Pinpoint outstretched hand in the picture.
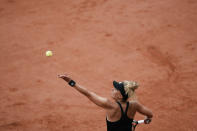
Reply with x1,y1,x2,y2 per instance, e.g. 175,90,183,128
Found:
58,74,72,82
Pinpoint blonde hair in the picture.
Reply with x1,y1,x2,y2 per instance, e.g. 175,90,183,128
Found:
123,81,139,101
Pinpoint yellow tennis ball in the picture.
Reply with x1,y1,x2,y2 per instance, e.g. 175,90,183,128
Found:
46,50,53,57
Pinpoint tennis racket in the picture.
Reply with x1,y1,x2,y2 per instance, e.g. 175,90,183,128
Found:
132,119,151,131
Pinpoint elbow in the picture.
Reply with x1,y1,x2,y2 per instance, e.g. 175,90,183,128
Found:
148,112,153,118
149,114,153,118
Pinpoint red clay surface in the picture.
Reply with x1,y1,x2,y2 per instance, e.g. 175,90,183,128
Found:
0,0,197,131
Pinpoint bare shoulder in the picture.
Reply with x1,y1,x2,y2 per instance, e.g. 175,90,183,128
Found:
129,101,138,105
128,101,140,109
107,99,118,108
105,100,120,112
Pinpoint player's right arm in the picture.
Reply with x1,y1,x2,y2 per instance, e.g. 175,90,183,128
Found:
135,102,153,123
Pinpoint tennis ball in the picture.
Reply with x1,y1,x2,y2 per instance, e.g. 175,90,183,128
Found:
46,50,53,57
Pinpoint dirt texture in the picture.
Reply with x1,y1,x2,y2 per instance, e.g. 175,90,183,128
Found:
0,0,197,131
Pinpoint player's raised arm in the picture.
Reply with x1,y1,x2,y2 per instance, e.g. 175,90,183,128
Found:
58,74,113,109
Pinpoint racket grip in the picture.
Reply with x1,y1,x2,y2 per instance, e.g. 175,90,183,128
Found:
138,120,144,124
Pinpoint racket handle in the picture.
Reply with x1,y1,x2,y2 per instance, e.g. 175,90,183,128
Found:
144,118,151,124
138,120,144,124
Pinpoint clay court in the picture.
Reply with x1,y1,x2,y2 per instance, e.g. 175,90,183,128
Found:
0,0,197,131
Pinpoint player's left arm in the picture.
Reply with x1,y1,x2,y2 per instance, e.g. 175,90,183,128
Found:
58,74,113,109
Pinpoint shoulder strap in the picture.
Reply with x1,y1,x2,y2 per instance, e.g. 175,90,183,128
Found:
125,102,129,114
117,102,124,116
117,102,130,115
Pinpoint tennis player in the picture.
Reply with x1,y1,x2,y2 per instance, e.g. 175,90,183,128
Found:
58,74,153,131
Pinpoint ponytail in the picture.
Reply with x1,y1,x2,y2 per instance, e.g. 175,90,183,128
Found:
123,81,139,101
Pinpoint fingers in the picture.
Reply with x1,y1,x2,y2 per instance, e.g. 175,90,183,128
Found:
58,75,63,78
58,74,69,78
58,75,64,78
58,74,72,82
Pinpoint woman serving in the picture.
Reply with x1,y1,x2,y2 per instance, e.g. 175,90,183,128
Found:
58,74,153,131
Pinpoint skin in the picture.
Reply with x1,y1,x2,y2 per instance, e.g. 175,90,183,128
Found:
58,74,153,124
